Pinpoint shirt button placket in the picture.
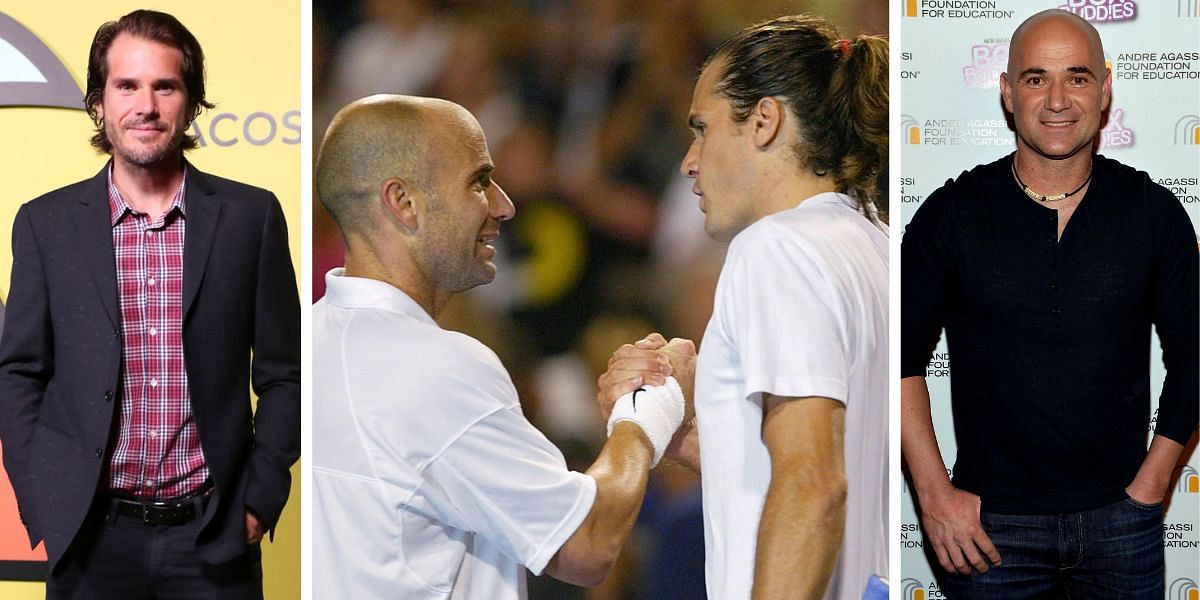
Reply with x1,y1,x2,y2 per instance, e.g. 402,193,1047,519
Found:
1049,253,1059,311
1047,215,1065,367
145,223,158,498
1049,266,1060,317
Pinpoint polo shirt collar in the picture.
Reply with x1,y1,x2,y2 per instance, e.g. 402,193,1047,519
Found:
323,267,437,325
796,191,861,212
795,191,883,225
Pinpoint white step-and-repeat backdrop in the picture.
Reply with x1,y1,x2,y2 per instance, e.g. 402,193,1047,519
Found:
899,1,1199,598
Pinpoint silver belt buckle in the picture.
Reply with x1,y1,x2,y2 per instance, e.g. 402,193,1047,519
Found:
144,500,167,524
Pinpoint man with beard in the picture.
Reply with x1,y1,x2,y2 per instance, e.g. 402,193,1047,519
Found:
0,10,299,599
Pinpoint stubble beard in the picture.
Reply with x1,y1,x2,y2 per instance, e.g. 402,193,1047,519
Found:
419,198,496,294
106,118,186,168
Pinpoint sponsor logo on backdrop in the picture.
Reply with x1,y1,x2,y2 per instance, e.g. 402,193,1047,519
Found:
1163,469,1198,549
903,578,948,599
1179,466,1199,494
903,0,1015,19
901,521,922,548
963,40,1008,88
1114,51,1200,81
927,352,952,377
903,115,922,144
0,11,83,110
904,113,1013,147
190,110,301,147
1099,108,1134,149
961,45,1199,87
1175,115,1200,145
901,51,921,79
1059,0,1137,23
1156,175,1199,204
1169,578,1198,600
1163,521,1197,549
901,177,924,204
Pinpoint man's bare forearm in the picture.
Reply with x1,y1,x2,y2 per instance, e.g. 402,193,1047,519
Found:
545,422,653,587
1127,435,1186,504
753,395,846,598
901,375,1001,574
663,423,701,474
752,469,846,599
901,376,953,501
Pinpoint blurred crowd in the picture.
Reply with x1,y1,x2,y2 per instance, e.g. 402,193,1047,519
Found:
312,1,886,597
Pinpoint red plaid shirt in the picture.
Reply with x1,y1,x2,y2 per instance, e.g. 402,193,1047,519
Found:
105,167,210,499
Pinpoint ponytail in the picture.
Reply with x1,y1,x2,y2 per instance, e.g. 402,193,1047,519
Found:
708,15,889,223
831,35,889,223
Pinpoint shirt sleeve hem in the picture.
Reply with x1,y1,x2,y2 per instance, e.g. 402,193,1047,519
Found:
745,375,848,405
1153,419,1198,447
524,471,598,575
900,357,930,379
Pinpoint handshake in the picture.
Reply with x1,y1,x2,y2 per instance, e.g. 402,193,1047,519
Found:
597,333,700,470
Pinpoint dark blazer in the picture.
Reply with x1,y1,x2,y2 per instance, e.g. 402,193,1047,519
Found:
0,163,300,571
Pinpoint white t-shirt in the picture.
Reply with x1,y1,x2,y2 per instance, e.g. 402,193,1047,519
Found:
313,269,597,600
695,192,889,599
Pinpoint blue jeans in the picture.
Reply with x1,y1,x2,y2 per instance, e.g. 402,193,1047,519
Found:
940,496,1164,599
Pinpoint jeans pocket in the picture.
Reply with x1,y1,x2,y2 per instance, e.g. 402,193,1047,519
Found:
1123,495,1164,511
978,510,994,530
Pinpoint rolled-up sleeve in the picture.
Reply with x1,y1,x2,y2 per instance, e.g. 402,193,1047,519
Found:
1146,182,1199,445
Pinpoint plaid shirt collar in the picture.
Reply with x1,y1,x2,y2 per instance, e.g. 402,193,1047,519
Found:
107,162,189,227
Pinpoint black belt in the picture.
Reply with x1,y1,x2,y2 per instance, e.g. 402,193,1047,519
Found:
106,494,209,526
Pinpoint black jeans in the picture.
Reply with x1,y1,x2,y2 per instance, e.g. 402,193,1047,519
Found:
940,496,1164,599
46,498,262,600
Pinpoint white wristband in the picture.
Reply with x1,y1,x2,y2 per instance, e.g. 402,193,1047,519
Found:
606,377,686,467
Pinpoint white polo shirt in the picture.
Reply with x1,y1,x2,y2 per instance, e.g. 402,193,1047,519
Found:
695,192,889,599
313,269,596,599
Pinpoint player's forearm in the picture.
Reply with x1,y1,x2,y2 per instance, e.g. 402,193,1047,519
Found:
546,422,652,587
663,423,701,474
901,376,954,502
1127,435,1186,502
752,471,846,599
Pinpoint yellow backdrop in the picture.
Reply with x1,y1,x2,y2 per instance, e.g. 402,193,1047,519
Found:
0,2,300,598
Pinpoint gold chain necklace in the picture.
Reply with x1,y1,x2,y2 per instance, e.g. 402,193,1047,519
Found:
1011,160,1092,203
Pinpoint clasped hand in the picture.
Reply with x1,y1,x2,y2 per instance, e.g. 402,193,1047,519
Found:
596,333,698,468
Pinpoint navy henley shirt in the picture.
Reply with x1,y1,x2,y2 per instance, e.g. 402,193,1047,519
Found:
901,153,1199,514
